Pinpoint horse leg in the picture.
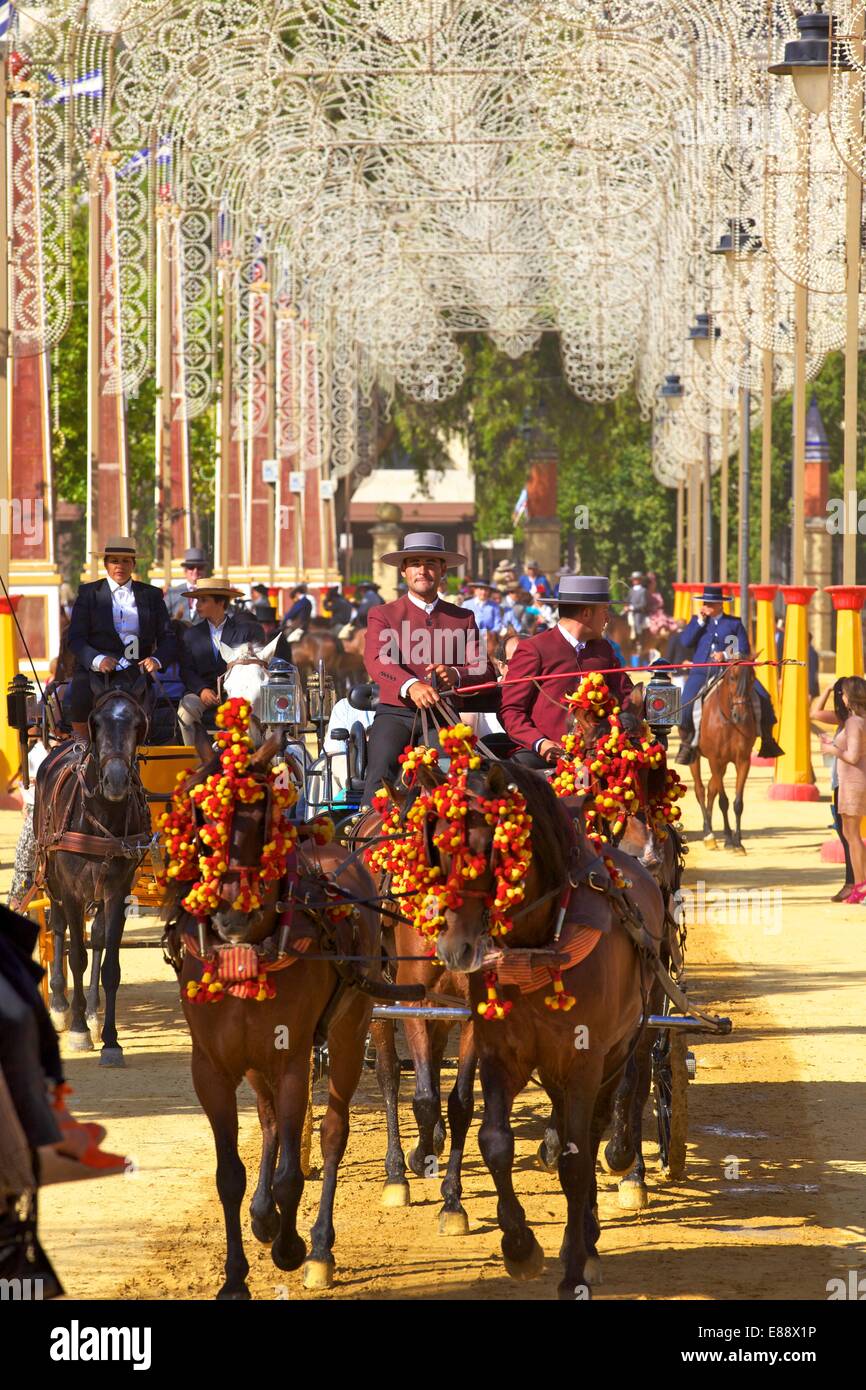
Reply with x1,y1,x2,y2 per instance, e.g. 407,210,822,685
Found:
478,1056,542,1278
705,762,726,852
65,897,92,1051
371,1017,409,1207
559,1060,605,1301
304,999,369,1290
404,1015,442,1179
248,1078,280,1244
617,983,662,1213
536,1101,563,1172
48,898,70,1032
601,1052,637,1178
732,757,749,853
438,1021,477,1235
691,762,715,846
718,778,734,848
191,1046,249,1299
269,1055,312,1276
98,885,127,1066
86,906,105,1045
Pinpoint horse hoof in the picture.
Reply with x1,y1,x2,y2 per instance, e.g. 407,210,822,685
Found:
600,1141,635,1177
302,1257,335,1291
99,1047,125,1068
438,1206,469,1236
381,1181,411,1209
618,1179,649,1212
584,1255,603,1286
216,1285,251,1301
87,1013,101,1046
49,1006,70,1033
503,1232,544,1281
703,836,718,850
271,1234,306,1272
251,1209,281,1244
731,844,747,856
407,1147,433,1178
66,1030,93,1053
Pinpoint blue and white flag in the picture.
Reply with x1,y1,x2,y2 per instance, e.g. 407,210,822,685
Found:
44,69,104,104
118,135,171,178
0,3,16,41
512,487,528,527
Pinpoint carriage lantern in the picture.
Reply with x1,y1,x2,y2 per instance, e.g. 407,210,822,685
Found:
251,658,307,731
644,670,681,732
6,674,37,789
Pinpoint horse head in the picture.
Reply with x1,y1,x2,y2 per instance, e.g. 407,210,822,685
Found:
218,633,284,744
88,675,150,802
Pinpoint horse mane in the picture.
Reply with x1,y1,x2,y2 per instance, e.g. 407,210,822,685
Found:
497,760,573,888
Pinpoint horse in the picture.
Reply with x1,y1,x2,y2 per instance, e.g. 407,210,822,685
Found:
164,728,388,1298
690,661,757,853
37,677,153,1066
413,757,665,1297
349,804,477,1235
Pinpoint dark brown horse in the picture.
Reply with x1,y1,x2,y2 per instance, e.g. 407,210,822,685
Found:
691,662,756,853
39,680,153,1066
416,759,665,1297
165,734,384,1299
350,804,477,1235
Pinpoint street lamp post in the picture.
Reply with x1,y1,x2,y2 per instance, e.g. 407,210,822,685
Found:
688,313,720,581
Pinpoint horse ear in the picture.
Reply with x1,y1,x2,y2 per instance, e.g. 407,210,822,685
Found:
218,640,241,664
249,733,281,769
413,761,445,790
259,632,282,662
487,762,508,796
193,722,217,766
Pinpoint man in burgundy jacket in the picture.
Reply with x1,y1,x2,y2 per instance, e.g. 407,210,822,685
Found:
361,532,499,804
501,574,640,765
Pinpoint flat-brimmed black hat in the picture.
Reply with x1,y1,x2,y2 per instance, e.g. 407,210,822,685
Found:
380,531,466,568
554,575,611,605
692,585,731,606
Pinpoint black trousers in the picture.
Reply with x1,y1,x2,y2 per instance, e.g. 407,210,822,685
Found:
362,706,443,805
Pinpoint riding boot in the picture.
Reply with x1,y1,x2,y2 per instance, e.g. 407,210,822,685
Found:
675,725,697,766
757,699,784,758
71,721,90,743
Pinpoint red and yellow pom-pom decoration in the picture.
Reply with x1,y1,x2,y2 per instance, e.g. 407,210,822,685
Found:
159,696,302,919
365,724,533,971
550,673,682,848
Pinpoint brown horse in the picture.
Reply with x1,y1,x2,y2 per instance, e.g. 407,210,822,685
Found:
690,662,756,853
350,805,477,1235
417,759,665,1298
165,734,385,1299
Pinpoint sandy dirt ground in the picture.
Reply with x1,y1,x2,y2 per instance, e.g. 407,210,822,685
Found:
2,742,864,1301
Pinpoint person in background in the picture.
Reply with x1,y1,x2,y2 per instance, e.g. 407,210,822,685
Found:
355,582,385,622
774,617,785,661
177,579,264,746
248,584,273,624
820,676,866,898
808,631,820,700
502,581,530,634
321,584,354,629
283,583,312,635
518,557,552,601
812,681,855,902
165,547,209,622
463,579,502,631
604,613,631,668
624,570,648,640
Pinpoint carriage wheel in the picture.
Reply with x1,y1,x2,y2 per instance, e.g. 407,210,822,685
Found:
652,1026,689,1181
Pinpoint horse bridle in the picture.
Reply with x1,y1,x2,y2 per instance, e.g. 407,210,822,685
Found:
87,686,151,796
714,660,753,729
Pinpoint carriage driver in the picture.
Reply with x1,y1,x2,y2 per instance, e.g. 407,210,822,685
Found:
67,536,176,742
500,574,643,765
675,584,784,766
177,578,264,746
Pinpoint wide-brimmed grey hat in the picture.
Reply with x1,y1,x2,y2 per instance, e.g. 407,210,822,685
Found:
182,547,208,568
380,531,467,568
555,575,611,605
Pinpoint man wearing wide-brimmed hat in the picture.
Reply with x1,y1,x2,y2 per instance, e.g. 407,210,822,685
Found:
501,575,640,765
165,546,209,623
67,537,177,740
361,532,498,804
177,578,265,746
675,584,783,765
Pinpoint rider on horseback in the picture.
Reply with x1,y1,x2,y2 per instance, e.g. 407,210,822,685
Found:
675,585,783,766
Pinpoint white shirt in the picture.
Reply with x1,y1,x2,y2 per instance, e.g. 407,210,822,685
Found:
208,618,227,658
92,576,149,671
